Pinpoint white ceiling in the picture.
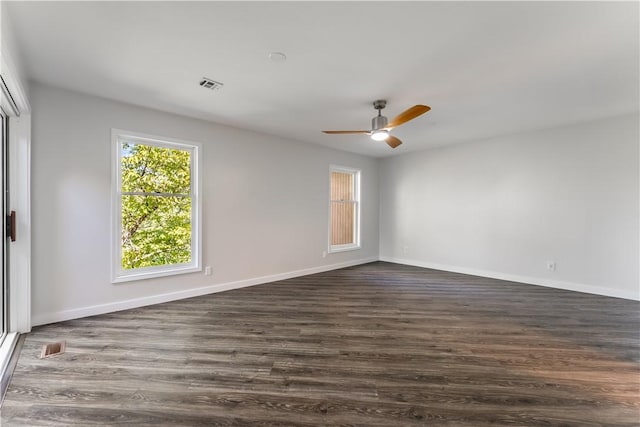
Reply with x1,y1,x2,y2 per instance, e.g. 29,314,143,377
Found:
6,1,639,157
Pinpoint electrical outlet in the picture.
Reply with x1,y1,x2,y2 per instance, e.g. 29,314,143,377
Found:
322,251,327,258
204,266,212,276
403,246,409,255
546,261,556,271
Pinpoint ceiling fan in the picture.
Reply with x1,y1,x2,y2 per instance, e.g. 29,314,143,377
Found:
322,100,431,148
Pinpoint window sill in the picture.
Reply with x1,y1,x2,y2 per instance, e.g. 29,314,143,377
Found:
328,244,361,254
112,265,201,284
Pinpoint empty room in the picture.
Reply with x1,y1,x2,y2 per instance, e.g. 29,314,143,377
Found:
0,1,638,426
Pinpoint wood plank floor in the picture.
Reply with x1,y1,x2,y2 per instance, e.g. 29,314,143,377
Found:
1,262,639,426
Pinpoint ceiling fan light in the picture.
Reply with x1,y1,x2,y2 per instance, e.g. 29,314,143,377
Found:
371,130,389,141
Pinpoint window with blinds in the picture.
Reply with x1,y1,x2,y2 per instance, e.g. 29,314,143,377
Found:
329,166,360,252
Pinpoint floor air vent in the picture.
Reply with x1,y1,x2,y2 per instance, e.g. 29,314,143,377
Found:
40,341,66,359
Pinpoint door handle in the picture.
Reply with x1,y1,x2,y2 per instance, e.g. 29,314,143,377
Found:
6,210,15,242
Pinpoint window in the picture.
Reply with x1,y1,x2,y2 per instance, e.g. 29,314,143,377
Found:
112,130,201,282
329,166,360,252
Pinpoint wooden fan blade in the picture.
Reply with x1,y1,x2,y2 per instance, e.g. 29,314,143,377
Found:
386,135,402,148
386,105,431,129
322,130,370,134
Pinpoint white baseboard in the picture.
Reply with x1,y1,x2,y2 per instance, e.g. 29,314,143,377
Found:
32,255,637,326
380,256,639,301
32,257,378,326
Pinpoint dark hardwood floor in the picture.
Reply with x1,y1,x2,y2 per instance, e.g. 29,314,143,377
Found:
1,262,639,426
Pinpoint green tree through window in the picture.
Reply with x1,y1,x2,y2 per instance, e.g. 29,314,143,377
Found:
120,142,192,269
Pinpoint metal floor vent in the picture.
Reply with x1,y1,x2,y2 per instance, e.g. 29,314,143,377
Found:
40,341,66,359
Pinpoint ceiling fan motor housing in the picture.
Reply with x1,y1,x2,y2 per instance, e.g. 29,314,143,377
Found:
372,99,388,130
372,115,388,131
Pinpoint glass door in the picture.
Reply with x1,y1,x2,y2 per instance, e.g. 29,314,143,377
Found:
0,108,7,340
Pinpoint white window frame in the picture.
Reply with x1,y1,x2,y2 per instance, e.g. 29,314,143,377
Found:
111,129,202,283
328,165,361,253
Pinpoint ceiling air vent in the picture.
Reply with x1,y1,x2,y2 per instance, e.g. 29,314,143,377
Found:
199,77,224,91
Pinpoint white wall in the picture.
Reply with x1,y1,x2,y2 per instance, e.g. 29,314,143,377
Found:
380,114,639,300
31,83,379,325
28,81,639,326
